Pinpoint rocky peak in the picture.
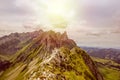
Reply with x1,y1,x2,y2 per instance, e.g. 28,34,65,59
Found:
34,30,76,51
0,30,75,55
61,31,68,40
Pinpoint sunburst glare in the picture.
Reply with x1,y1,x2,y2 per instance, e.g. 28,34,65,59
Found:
34,0,76,29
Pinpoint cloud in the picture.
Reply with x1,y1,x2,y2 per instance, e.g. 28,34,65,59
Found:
0,0,120,29
0,0,36,27
76,0,120,28
0,0,35,15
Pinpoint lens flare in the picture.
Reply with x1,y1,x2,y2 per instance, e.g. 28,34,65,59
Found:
35,0,75,28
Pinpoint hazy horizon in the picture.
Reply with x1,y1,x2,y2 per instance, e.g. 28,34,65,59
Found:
0,0,120,48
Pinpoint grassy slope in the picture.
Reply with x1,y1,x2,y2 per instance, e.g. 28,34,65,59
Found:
92,57,120,80
91,57,120,66
0,47,97,80
99,66,120,80
0,55,9,61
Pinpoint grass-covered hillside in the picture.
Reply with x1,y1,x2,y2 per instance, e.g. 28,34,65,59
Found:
92,57,120,80
0,47,102,80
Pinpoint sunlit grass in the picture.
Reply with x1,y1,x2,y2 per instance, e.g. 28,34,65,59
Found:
99,66,120,80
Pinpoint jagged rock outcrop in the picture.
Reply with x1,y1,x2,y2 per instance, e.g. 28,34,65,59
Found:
0,30,76,55
32,30,76,51
10,30,76,63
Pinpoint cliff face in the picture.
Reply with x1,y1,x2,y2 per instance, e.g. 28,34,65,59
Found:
31,30,76,51
0,30,103,80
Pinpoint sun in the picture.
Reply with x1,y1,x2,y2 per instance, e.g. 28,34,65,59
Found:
35,0,75,28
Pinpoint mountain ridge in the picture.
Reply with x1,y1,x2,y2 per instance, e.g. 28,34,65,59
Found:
0,30,103,80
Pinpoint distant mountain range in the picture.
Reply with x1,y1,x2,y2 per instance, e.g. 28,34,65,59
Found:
81,47,120,80
0,30,103,80
81,47,120,64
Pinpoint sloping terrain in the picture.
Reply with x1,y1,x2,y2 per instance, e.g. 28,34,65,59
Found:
0,30,103,80
0,30,43,55
81,47,120,80
92,57,120,80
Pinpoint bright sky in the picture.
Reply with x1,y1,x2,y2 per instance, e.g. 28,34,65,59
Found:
0,0,120,48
